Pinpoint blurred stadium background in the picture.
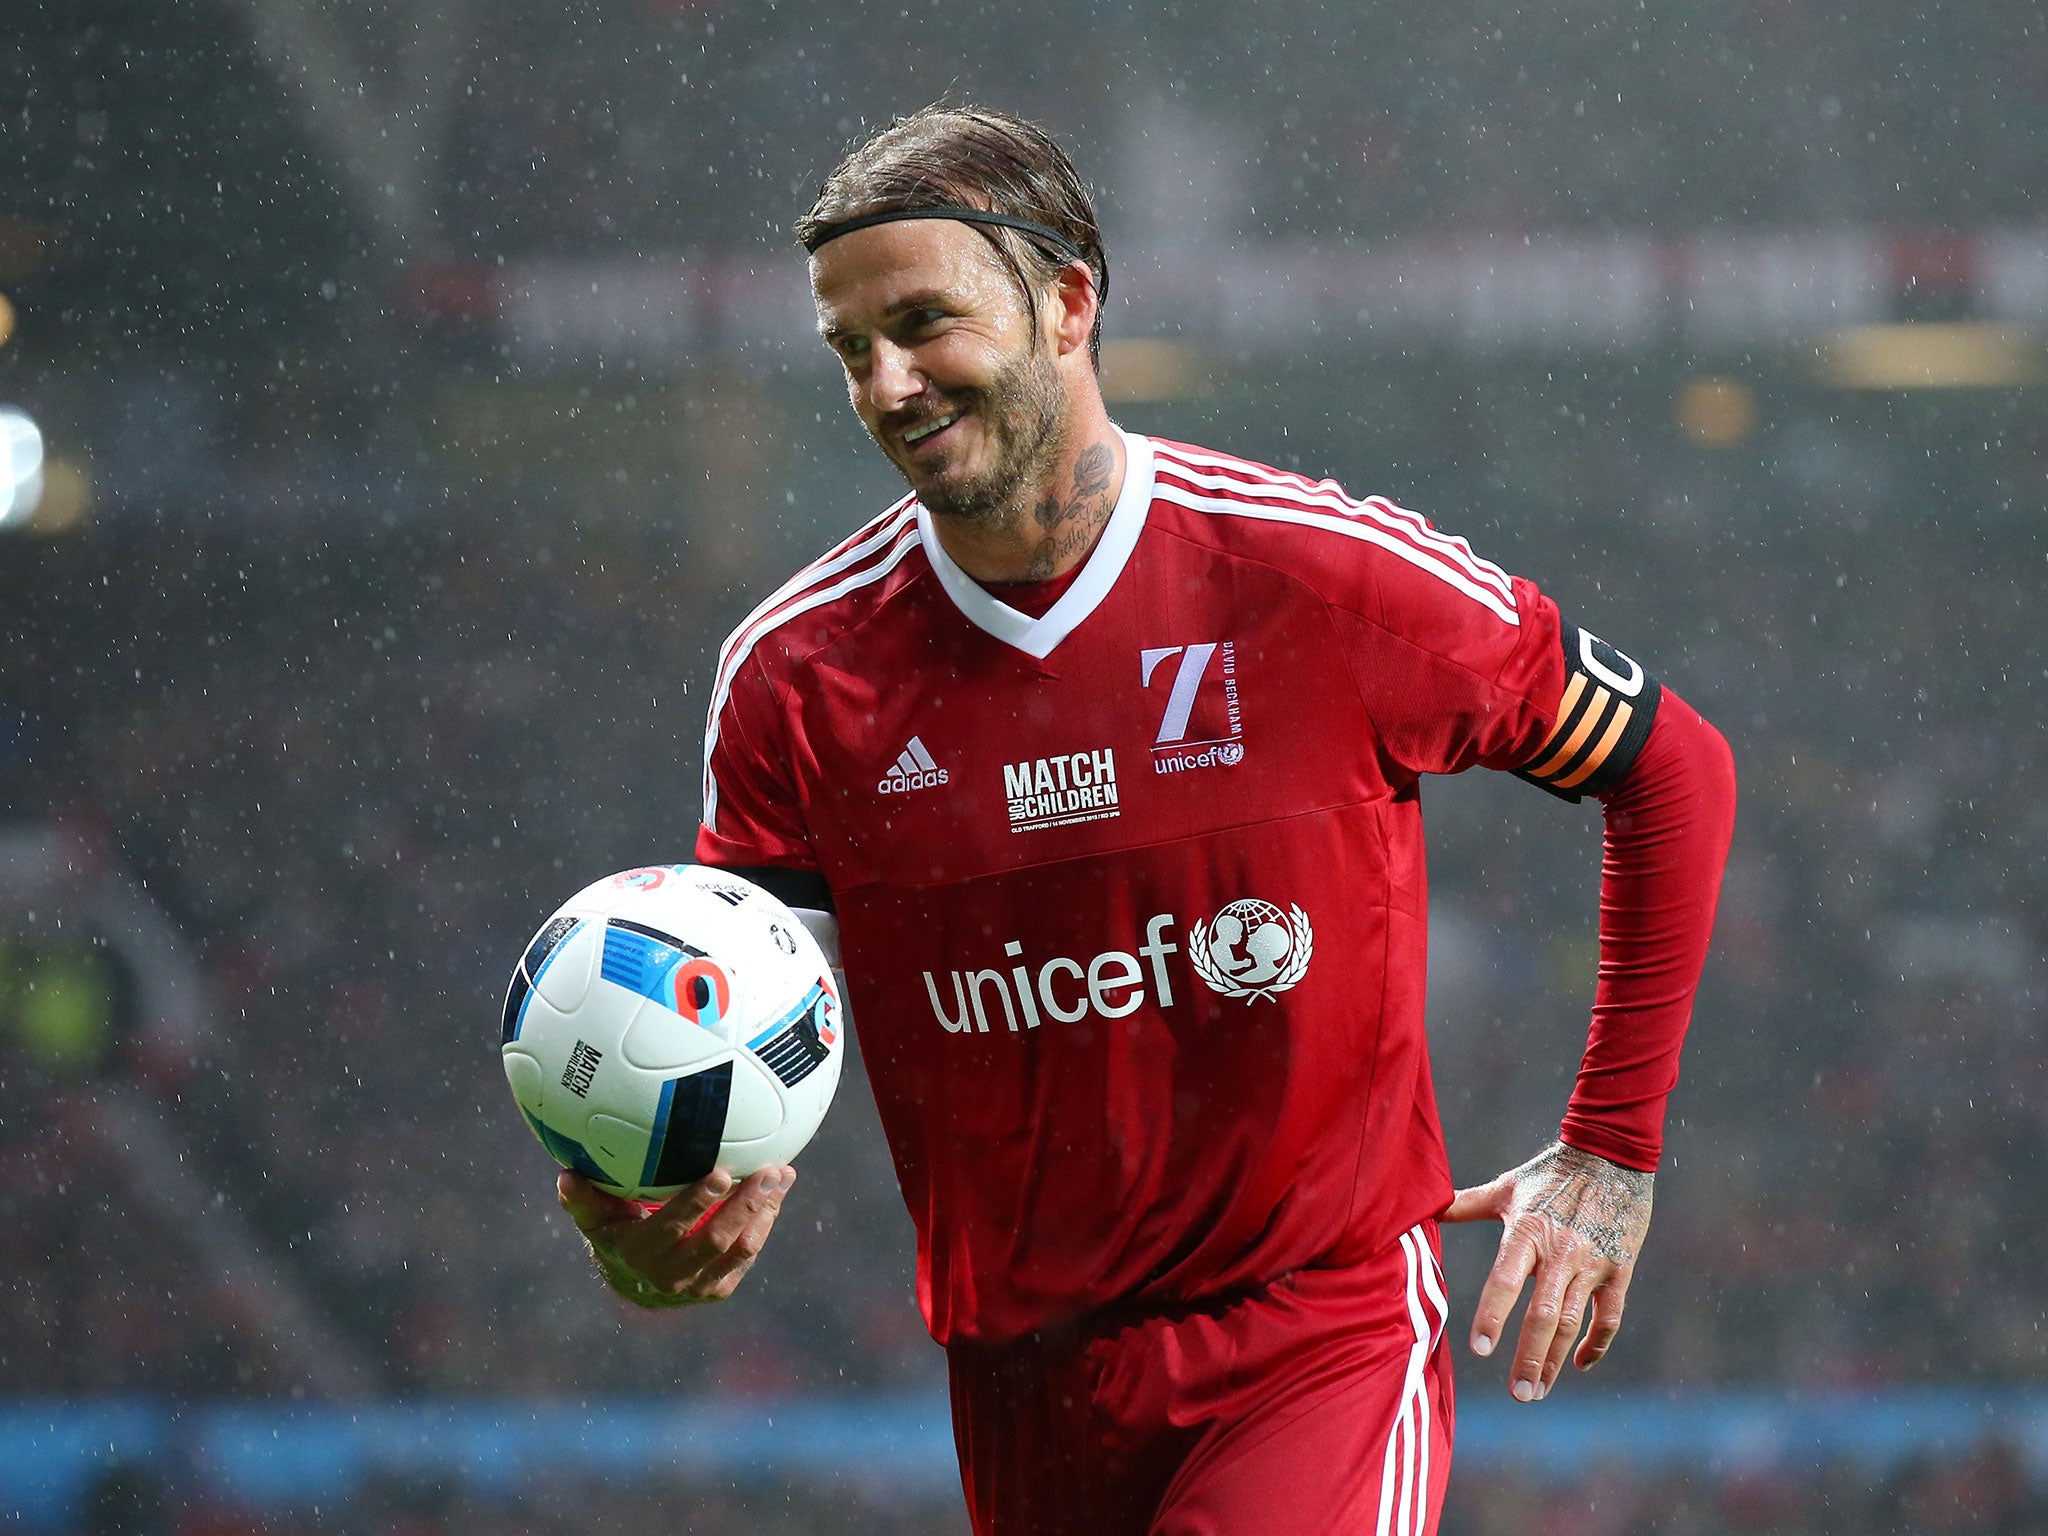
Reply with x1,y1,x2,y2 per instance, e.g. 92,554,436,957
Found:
3,0,2045,1530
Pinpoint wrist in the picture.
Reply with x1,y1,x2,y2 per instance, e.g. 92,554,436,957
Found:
1548,1139,1654,1190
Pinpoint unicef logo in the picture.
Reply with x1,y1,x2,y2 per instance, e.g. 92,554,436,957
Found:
1216,741,1245,766
1189,898,1314,1003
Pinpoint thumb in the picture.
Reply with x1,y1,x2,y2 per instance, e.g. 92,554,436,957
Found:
558,1170,641,1234
1439,1177,1508,1225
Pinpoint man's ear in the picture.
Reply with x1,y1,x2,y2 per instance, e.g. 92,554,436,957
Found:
1049,258,1098,359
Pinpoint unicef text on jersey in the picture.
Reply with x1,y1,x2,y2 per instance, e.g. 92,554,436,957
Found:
922,902,1315,1034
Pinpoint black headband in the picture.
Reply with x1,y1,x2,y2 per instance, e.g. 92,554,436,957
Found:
803,206,1093,279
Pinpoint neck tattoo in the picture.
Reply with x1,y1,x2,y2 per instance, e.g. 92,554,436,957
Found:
1021,441,1116,582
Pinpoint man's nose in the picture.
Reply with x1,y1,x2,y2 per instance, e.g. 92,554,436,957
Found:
867,339,924,413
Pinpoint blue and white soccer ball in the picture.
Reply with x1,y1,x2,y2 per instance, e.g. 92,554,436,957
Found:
500,864,842,1201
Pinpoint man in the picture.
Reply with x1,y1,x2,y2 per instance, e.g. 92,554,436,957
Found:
559,106,1736,1534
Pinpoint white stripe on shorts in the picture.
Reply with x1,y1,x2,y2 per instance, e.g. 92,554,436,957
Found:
1377,1225,1449,1536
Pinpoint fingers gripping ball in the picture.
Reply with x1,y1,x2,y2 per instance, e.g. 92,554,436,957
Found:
500,865,842,1199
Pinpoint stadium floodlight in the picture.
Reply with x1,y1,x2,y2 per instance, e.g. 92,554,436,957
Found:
0,408,44,528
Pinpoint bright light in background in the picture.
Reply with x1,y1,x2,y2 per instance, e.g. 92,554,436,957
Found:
1677,376,1757,447
1823,323,2042,389
0,408,44,527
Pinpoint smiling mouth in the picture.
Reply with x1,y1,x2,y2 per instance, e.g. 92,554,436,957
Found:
901,411,962,449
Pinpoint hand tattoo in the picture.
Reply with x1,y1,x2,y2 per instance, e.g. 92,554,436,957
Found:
1518,1142,1654,1267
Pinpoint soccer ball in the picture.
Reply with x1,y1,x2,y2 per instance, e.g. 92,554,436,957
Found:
500,864,842,1200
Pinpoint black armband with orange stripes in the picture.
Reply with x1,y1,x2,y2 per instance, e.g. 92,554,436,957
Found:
1515,624,1663,802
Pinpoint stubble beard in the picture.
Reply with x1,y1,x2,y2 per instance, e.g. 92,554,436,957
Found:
894,342,1069,535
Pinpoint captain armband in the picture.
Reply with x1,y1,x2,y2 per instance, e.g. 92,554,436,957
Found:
1514,624,1663,802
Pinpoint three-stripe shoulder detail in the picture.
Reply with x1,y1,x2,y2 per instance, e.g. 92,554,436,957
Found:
709,495,919,688
1150,440,1518,626
702,498,922,830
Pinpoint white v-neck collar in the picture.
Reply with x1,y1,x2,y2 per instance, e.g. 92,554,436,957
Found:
917,427,1154,660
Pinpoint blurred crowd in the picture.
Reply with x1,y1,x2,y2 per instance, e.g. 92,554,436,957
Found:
432,0,2048,256
0,487,932,1402
18,0,2048,382
1,348,2040,1413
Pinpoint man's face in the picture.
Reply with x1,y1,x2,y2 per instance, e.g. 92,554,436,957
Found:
810,219,1068,527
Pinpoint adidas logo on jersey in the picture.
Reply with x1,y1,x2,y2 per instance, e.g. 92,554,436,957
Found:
878,736,950,795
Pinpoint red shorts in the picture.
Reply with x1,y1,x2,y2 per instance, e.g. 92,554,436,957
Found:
945,1222,1455,1536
